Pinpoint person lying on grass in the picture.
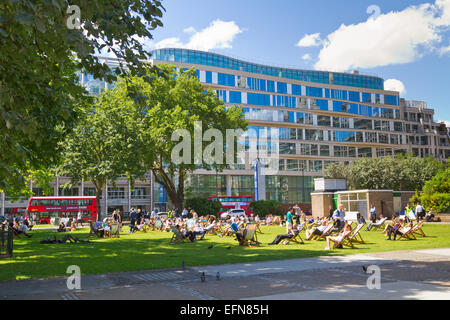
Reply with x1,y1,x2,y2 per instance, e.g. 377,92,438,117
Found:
40,234,91,244
324,221,352,250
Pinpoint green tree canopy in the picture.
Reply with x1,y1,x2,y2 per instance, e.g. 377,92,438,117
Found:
413,167,450,213
185,197,222,217
104,64,248,211
0,0,164,191
58,94,148,219
324,154,446,191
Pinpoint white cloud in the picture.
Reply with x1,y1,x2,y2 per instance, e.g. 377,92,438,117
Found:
154,37,184,49
384,79,407,96
183,26,196,34
435,0,450,26
440,45,450,55
313,1,450,71
301,54,312,61
296,33,322,47
154,20,243,52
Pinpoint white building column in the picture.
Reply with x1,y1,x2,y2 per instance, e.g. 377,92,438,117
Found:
81,179,84,197
226,175,232,197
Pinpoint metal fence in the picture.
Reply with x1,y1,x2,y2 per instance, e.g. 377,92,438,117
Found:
0,225,13,258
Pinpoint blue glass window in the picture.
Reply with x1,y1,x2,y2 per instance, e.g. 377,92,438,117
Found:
348,91,360,102
205,71,212,84
306,86,323,98
277,82,287,94
292,84,302,95
316,99,329,111
267,80,275,92
229,91,242,104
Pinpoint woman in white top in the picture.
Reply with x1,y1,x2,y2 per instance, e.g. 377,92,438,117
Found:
324,222,352,250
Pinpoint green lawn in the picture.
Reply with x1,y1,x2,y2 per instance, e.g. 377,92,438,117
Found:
1,224,449,282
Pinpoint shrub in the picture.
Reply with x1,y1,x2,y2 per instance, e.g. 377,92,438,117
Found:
249,200,283,218
185,197,222,216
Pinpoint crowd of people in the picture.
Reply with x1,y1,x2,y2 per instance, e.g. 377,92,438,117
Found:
1,200,435,250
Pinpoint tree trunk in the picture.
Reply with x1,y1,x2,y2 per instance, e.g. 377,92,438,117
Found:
153,169,185,214
96,189,103,222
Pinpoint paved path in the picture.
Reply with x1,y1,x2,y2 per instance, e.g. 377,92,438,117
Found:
1,248,449,300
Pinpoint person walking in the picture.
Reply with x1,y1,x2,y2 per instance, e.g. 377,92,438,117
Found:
415,202,425,221
369,204,377,223
285,208,294,234
332,204,346,232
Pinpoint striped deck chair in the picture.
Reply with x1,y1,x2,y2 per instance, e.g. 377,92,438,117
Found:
169,227,188,244
153,219,163,232
284,225,305,245
371,217,387,231
110,223,120,238
334,229,355,249
239,223,261,247
397,225,416,240
347,223,365,245
411,220,426,238
255,221,264,234
314,224,334,241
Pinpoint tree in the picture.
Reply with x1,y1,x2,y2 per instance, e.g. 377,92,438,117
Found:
104,65,248,212
412,167,450,213
324,154,446,191
58,93,147,220
249,200,283,218
0,0,164,191
185,197,222,216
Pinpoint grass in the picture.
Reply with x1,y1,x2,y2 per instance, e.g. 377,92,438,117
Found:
1,224,449,282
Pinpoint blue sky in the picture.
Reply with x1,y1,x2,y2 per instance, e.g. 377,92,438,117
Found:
147,0,450,122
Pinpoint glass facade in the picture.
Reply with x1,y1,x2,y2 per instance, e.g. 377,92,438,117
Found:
152,48,384,90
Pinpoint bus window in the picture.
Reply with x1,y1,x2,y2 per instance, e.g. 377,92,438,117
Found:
31,200,39,206
87,199,92,205
61,199,70,206
51,199,60,206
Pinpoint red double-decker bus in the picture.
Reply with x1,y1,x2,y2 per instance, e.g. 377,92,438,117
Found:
209,196,254,216
26,196,98,224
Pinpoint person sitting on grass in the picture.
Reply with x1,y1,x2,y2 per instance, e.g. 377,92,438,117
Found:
425,208,436,222
324,222,352,250
56,221,67,233
265,215,273,225
14,221,32,238
103,221,111,237
268,224,300,245
23,219,33,231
